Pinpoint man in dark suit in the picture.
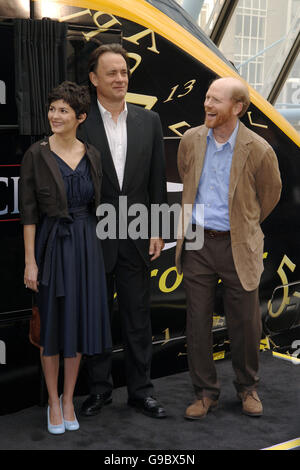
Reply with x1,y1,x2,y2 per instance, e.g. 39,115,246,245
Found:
78,44,167,419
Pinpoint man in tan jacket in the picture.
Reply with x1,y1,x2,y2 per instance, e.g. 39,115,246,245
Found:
176,77,282,419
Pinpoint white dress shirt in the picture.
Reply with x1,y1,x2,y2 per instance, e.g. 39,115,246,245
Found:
97,100,128,189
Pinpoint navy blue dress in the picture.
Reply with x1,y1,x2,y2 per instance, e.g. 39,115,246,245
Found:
36,152,111,357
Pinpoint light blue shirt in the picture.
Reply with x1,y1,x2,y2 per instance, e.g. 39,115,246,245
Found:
192,121,239,231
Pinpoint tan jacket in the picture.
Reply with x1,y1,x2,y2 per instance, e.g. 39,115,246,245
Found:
175,121,282,291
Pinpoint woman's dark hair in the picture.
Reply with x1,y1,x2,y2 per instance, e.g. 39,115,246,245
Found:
48,81,91,118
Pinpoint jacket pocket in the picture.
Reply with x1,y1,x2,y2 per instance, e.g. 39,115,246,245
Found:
247,228,264,252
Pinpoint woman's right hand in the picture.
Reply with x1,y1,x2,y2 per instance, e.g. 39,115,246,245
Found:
24,262,39,292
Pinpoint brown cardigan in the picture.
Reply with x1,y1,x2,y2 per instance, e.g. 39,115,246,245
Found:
19,137,102,225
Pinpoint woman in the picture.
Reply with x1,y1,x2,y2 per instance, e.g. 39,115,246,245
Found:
19,81,111,434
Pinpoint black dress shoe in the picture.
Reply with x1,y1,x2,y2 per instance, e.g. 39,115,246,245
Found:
128,396,167,419
80,393,112,417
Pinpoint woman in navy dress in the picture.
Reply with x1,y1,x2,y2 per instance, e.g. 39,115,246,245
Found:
20,82,111,434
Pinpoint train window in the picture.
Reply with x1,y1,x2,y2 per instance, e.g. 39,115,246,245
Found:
0,23,18,128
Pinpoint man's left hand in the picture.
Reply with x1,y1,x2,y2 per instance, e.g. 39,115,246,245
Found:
149,238,165,261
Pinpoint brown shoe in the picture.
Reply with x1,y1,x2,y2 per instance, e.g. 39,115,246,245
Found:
238,390,263,417
184,397,218,420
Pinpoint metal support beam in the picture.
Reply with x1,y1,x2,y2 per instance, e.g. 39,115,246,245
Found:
30,0,35,19
210,0,239,46
268,31,300,105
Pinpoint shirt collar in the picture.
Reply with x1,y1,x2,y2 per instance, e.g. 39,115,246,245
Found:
97,99,128,120
207,120,239,151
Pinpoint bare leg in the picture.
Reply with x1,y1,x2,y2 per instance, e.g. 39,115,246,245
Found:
62,353,82,421
40,347,62,425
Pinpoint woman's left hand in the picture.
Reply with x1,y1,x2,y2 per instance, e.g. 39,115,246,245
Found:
24,262,39,292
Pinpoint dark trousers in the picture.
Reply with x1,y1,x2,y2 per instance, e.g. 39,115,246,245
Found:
86,239,154,400
182,232,262,401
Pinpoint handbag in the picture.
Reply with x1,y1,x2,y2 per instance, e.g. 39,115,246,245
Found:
29,295,40,348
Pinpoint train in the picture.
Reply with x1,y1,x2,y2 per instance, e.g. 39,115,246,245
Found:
0,0,299,414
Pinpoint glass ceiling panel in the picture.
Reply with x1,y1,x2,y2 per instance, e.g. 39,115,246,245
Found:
175,0,226,33
175,0,300,134
275,51,300,133
218,0,300,98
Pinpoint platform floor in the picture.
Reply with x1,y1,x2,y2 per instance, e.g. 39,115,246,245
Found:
0,350,299,451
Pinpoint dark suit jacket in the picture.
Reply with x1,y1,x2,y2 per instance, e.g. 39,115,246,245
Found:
78,97,167,271
19,137,102,225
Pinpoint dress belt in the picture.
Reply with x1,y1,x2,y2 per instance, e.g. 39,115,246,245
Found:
191,224,230,239
204,228,230,239
68,204,92,218
36,205,91,295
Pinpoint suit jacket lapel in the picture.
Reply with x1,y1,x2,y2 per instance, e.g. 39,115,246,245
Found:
122,104,142,194
86,99,120,190
194,127,208,188
228,122,251,215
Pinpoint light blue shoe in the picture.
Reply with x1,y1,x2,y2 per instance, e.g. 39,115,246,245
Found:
60,395,80,431
47,405,65,435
